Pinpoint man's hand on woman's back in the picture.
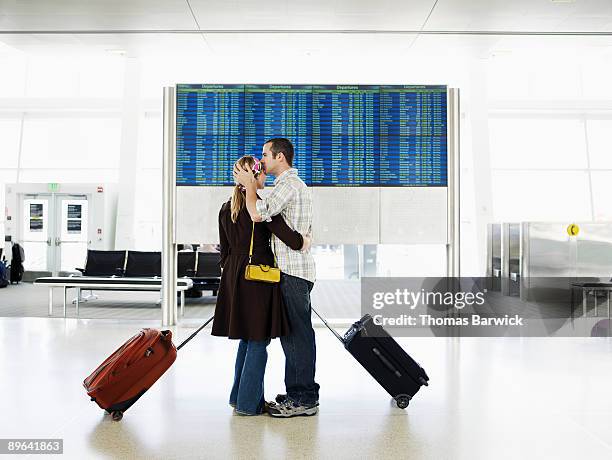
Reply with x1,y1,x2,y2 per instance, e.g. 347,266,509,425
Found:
301,234,312,252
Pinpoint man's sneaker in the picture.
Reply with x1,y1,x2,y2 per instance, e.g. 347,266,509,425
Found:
267,400,318,418
273,394,319,407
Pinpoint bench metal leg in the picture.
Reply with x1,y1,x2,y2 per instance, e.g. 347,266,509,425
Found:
181,291,185,317
72,289,98,304
63,286,67,318
48,287,53,316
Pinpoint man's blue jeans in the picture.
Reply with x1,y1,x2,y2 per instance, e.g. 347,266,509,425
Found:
280,273,320,406
230,338,271,415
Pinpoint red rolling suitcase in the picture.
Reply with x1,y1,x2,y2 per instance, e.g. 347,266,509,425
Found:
313,310,429,409
84,317,213,421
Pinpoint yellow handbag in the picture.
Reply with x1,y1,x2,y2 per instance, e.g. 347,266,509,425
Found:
244,222,281,283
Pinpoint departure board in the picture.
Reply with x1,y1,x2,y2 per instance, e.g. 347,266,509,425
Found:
176,84,447,186
312,85,379,186
244,85,312,185
176,84,244,186
380,86,447,186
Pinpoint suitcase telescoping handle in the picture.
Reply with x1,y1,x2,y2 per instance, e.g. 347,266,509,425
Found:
311,307,344,343
176,315,215,351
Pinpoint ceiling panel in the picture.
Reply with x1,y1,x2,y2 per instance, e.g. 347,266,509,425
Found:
426,0,612,32
185,0,430,30
1,0,611,32
0,0,436,31
0,0,611,60
189,0,434,30
0,0,195,30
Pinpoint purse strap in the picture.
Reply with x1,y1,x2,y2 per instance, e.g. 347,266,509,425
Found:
249,221,255,264
249,221,278,268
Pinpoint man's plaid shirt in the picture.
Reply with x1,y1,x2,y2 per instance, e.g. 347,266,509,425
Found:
256,168,316,283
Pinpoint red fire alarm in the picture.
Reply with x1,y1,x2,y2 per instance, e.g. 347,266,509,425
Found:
97,228,102,235
97,186,104,193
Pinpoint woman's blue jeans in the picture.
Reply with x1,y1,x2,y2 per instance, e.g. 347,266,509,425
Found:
230,338,271,415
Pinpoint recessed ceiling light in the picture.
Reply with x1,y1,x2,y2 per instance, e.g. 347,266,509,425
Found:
105,49,126,55
490,50,512,58
550,0,575,3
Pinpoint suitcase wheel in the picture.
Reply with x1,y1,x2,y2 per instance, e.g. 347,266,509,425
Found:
111,411,124,421
395,395,410,409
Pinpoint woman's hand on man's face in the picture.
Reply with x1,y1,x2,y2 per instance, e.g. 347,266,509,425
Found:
233,165,255,186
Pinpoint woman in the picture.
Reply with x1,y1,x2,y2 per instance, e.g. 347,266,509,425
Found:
212,155,309,416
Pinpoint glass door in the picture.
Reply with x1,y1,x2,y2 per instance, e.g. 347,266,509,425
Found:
21,196,52,272
19,194,91,276
55,196,89,274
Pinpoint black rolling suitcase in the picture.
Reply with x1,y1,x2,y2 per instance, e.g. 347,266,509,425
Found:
313,310,429,409
10,243,25,284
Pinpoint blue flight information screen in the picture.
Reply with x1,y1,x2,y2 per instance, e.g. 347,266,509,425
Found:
176,84,447,186
312,85,379,186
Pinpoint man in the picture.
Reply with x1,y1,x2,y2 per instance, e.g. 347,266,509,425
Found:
234,138,319,418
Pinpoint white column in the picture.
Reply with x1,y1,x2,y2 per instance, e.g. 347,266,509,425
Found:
447,88,461,278
114,57,141,249
162,87,177,327
468,64,494,276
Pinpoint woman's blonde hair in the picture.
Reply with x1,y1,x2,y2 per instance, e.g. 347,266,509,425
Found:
231,155,259,223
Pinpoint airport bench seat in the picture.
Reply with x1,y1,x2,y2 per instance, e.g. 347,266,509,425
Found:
34,276,193,318
75,250,220,295
33,249,221,317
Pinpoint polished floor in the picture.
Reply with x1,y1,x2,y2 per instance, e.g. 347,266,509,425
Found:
1,317,612,459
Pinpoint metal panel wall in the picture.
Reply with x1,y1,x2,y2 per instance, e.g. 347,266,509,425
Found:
312,188,380,245
176,186,449,245
486,223,501,291
490,222,612,302
176,187,233,244
380,187,448,244
576,224,612,279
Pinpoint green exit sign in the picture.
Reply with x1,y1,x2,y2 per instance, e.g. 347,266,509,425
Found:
48,183,60,192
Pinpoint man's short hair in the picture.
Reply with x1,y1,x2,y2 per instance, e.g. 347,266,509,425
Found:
265,138,294,167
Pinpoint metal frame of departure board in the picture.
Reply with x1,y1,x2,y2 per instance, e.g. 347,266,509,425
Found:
174,84,448,187
162,85,460,327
